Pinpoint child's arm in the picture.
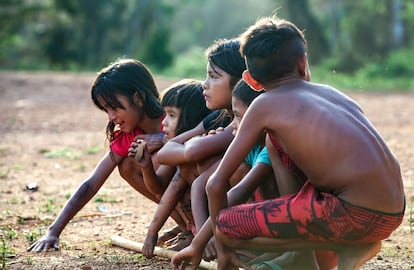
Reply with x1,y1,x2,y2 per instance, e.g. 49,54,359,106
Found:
28,151,121,252
227,162,273,205
171,215,214,270
143,172,188,258
172,163,272,267
191,161,219,232
183,126,234,163
156,122,205,165
157,124,234,166
206,112,263,234
133,133,167,154
191,158,251,232
129,141,175,197
265,135,303,195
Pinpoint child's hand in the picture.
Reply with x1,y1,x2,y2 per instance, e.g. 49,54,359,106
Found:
142,233,158,259
201,126,225,137
134,133,166,153
27,233,59,252
128,141,151,167
134,140,145,161
171,244,203,270
209,126,225,134
128,141,139,158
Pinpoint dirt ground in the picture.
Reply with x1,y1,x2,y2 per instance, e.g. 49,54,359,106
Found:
0,72,413,270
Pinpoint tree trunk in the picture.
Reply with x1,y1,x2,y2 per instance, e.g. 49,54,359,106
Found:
283,0,331,64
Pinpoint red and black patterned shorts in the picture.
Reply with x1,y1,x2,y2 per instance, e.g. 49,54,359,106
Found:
217,181,404,243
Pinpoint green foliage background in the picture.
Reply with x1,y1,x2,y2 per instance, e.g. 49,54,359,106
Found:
0,0,413,90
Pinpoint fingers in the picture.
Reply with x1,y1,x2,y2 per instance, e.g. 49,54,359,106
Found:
27,237,60,253
142,244,155,259
128,141,138,157
53,241,59,251
207,127,225,135
143,234,157,259
27,242,36,252
27,241,47,253
43,242,51,252
134,141,145,161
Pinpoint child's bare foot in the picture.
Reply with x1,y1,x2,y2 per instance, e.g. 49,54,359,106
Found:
338,241,381,270
166,230,194,251
157,225,181,244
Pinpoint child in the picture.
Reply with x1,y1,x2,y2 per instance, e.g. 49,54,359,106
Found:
171,82,337,269
133,38,247,257
129,79,211,197
129,79,211,255
27,58,187,252
155,38,246,166
203,16,405,270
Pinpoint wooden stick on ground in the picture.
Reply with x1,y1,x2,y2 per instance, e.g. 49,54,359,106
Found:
110,235,217,270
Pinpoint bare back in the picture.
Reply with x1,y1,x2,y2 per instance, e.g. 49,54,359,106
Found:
242,79,404,213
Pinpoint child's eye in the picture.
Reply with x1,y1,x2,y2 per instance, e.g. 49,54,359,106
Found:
207,72,218,80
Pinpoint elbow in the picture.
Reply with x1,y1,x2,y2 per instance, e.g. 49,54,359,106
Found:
205,178,221,199
79,179,96,194
184,144,201,162
156,142,181,165
155,148,167,164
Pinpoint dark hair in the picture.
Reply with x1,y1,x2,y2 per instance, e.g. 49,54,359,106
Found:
205,38,246,88
91,58,164,141
161,79,211,136
232,80,264,106
240,17,307,85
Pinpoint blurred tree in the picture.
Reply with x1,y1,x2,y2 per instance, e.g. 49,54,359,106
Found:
0,0,45,68
282,0,330,64
331,1,406,71
0,0,174,70
168,0,277,53
0,0,412,74
42,0,174,69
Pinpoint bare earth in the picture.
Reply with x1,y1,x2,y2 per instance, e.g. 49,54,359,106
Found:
0,72,413,270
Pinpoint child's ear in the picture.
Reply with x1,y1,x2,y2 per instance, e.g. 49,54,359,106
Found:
133,92,143,107
298,53,311,82
242,70,263,92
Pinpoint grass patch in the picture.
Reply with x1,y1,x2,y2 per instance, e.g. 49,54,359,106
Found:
94,195,117,204
0,233,15,269
84,145,103,155
41,147,80,160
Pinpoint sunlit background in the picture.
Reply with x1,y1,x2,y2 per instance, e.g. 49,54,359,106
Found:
1,0,413,90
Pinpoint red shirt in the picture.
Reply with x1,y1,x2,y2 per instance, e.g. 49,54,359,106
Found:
110,117,164,157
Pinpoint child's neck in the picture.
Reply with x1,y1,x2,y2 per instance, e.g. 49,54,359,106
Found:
265,75,303,91
140,115,162,134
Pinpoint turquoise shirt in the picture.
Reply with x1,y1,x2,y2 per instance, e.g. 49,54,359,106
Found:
245,144,271,167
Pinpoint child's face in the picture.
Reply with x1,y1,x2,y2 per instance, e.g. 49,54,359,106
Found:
98,94,140,133
162,106,181,139
230,96,248,137
202,62,233,111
